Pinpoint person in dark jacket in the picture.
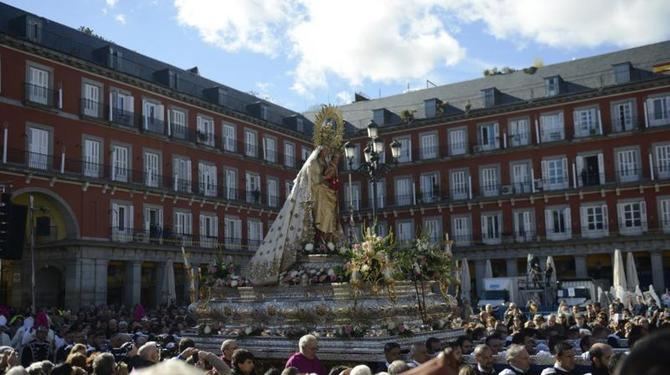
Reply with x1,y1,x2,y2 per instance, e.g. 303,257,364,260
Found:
232,348,256,375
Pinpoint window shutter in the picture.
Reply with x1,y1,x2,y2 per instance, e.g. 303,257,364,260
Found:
186,160,192,192
128,95,134,113
562,157,569,187
573,111,579,136
199,214,206,239
129,205,134,231
112,203,119,228
617,203,624,230
602,204,609,231
541,160,548,180
640,201,648,232
598,153,605,184
564,207,572,236
580,206,588,230
481,215,487,240
576,156,584,187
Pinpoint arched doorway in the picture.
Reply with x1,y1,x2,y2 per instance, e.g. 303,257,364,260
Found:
35,266,64,308
10,188,80,241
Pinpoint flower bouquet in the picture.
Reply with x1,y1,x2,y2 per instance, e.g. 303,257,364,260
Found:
344,228,398,299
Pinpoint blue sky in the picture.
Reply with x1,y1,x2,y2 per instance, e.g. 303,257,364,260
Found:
7,0,670,112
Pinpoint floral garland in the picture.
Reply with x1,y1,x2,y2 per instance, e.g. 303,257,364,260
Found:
201,259,251,289
279,265,348,285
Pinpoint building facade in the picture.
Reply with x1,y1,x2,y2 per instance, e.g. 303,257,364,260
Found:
0,4,315,309
331,42,670,296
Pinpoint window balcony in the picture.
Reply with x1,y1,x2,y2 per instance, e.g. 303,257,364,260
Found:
509,132,530,147
613,115,636,133
394,194,413,207
80,98,102,119
450,188,469,201
110,106,137,129
419,145,439,160
24,82,58,108
142,116,166,136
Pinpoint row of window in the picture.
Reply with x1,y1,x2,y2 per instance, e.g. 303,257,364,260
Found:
110,202,265,251
24,126,297,207
349,95,670,164
369,198,670,246
23,62,311,167
343,143,670,208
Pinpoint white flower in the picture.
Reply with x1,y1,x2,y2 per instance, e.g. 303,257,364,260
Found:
361,264,371,273
230,280,239,288
327,268,336,277
203,325,212,334
244,326,254,335
304,243,314,252
327,242,335,251
339,246,348,255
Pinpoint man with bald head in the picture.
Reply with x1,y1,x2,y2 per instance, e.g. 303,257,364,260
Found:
472,344,495,375
588,343,613,375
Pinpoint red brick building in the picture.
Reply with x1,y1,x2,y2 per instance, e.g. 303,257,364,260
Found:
323,41,670,297
0,4,315,309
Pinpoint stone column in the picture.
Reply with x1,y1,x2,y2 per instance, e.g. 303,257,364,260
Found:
125,261,142,306
64,260,82,310
506,258,518,277
575,255,588,278
155,262,167,307
475,259,487,295
650,252,665,292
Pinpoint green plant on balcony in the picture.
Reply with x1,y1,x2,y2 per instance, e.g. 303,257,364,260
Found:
400,109,416,123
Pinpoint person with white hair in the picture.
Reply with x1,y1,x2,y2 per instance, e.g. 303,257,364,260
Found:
350,364,372,375
472,344,495,375
220,339,239,367
387,359,409,375
284,334,326,375
498,344,531,375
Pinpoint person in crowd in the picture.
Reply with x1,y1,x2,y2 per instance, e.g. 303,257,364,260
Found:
407,343,430,368
387,359,409,375
231,349,256,375
349,364,372,375
472,344,495,375
485,333,505,355
20,325,52,368
541,341,577,375
587,343,612,375
378,342,402,372
284,334,326,375
426,337,442,356
456,336,474,355
221,339,239,367
616,328,670,374
498,344,532,375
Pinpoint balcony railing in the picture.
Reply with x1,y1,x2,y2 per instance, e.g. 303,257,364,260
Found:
24,82,58,108
448,142,467,156
419,146,439,160
80,98,102,119
613,115,636,133
142,116,166,135
509,132,531,147
110,106,136,128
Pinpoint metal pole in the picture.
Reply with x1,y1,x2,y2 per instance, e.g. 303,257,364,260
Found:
29,194,35,315
371,173,377,235
348,160,354,245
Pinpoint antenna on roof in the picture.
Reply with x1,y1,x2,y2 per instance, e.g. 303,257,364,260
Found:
426,79,437,88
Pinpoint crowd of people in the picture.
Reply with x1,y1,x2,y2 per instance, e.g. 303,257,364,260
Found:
0,296,667,375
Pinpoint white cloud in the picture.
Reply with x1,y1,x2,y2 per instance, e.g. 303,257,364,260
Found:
115,14,126,25
173,0,298,56
106,0,118,8
452,0,670,49
335,91,353,105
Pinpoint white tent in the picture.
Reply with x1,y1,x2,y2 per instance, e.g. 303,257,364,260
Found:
546,256,557,285
485,259,493,279
613,249,628,302
460,258,471,304
626,252,640,292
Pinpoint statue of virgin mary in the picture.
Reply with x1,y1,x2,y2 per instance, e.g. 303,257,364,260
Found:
248,106,345,285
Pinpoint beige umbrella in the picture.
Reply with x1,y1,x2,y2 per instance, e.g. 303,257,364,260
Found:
546,256,557,285
626,252,640,292
485,259,493,279
613,249,627,302
460,258,471,304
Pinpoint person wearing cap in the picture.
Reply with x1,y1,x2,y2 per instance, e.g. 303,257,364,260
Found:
20,325,53,367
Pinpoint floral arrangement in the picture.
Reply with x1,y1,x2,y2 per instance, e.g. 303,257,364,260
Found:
201,258,251,289
333,324,368,338
344,228,397,298
279,265,347,285
302,240,338,255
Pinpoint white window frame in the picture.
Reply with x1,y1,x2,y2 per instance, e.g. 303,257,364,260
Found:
481,212,502,245
646,94,670,127
222,123,236,152
450,169,469,200
345,182,361,211
197,115,215,146
174,210,193,245
284,141,296,168
347,144,361,170
143,205,163,243
420,132,438,159
245,172,261,204
420,172,439,203
542,156,569,191
369,179,385,209
397,136,412,163
540,112,565,142
448,128,467,156
247,219,263,251
615,147,640,183
143,150,161,188
199,213,219,249
27,126,50,170
224,216,242,249
82,137,102,178
477,122,499,151
659,197,670,233
513,209,534,242
452,215,471,246
224,168,238,200
395,176,413,206
545,206,572,240
576,152,606,187
266,177,279,208
173,156,192,193
245,129,258,157
263,136,277,163
169,108,187,139
654,143,670,180
422,217,442,244
396,220,414,246
82,80,102,118
580,203,609,238
511,161,532,194
573,106,601,137
27,65,50,105
617,200,647,235
111,201,133,242
142,99,164,133
508,117,530,147
198,162,217,197
611,99,635,132
480,166,499,197
111,144,130,182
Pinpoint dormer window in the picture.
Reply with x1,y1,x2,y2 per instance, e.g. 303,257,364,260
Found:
27,18,42,42
260,104,268,120
482,88,497,108
613,62,632,84
545,76,561,97
296,118,304,132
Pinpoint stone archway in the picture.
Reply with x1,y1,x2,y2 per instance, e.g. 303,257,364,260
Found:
35,265,64,308
11,187,80,239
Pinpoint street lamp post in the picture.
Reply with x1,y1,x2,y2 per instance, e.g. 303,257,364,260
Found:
344,120,401,237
